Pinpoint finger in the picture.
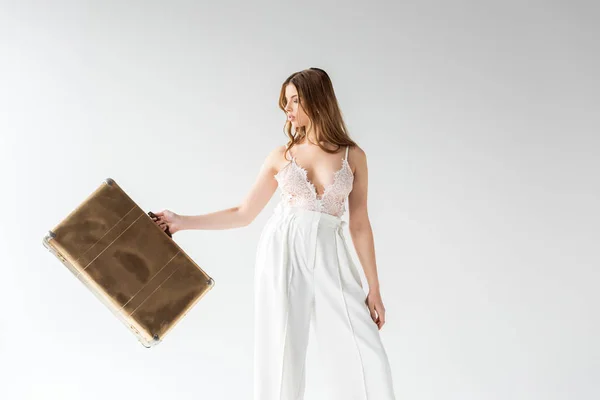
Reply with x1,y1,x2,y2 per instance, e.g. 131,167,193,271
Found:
377,306,385,320
365,298,376,321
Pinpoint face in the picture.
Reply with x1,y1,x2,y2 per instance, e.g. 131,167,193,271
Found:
284,83,309,129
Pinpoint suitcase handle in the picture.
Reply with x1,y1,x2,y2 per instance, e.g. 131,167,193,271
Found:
148,211,172,238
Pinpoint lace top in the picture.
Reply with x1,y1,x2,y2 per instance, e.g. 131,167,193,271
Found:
274,145,354,217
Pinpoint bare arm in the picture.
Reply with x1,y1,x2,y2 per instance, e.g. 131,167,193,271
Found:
180,146,282,230
348,146,388,329
347,146,380,291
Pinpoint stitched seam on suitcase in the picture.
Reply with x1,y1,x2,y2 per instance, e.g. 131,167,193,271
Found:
127,252,183,316
76,206,141,270
120,251,182,313
79,207,141,272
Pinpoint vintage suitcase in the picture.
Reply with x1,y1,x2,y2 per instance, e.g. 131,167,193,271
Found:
42,177,215,347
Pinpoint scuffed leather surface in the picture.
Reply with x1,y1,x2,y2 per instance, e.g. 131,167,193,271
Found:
48,180,212,342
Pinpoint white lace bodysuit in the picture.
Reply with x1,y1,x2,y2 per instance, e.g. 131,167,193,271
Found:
273,145,354,218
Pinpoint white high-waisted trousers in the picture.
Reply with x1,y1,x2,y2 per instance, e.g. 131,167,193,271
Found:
253,204,396,400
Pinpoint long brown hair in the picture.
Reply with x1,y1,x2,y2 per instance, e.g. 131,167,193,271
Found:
278,67,357,160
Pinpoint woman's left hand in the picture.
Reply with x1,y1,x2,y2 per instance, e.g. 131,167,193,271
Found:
366,289,386,330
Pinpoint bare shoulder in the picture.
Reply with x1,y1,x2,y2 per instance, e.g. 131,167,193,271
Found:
264,144,285,159
275,144,288,158
272,144,289,163
264,144,290,175
348,144,366,174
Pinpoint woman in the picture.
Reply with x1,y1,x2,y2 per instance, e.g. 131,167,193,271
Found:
153,68,396,400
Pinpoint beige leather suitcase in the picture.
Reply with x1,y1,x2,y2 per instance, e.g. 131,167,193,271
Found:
42,178,214,347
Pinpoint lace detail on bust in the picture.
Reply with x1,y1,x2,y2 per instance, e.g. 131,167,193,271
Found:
273,147,354,217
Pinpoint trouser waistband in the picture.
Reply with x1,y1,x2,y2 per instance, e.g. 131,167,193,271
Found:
273,205,347,230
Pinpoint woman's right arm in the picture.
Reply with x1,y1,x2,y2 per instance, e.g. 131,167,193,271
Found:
178,146,283,231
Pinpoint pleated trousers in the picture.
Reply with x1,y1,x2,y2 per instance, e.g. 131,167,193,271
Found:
253,204,396,400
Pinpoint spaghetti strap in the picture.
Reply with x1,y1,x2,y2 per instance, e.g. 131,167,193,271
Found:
344,145,349,160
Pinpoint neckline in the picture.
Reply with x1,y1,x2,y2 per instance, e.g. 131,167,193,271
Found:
290,156,352,200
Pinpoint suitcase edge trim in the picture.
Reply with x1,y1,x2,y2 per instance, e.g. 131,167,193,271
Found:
43,231,159,348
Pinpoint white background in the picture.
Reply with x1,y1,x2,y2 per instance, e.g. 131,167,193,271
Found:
1,1,598,399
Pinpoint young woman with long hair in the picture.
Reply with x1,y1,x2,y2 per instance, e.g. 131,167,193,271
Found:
153,67,396,400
